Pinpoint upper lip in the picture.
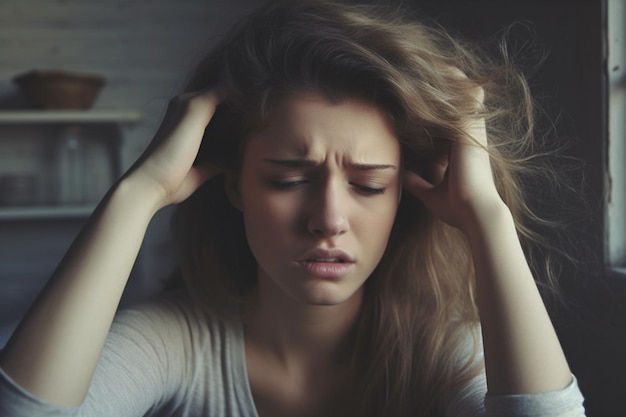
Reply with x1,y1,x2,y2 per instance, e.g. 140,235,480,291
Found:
298,248,355,263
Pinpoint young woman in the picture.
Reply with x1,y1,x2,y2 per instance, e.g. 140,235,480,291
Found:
0,1,586,416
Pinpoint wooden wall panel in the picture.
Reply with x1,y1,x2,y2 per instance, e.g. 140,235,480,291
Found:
0,0,259,110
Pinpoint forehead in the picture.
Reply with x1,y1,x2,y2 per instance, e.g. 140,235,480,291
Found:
244,93,400,160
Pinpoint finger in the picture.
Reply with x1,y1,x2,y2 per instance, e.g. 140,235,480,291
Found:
444,65,484,104
153,91,223,159
464,117,488,147
167,163,225,205
402,169,440,203
451,126,491,176
167,167,209,204
167,90,222,137
426,155,449,186
160,89,223,137
195,162,225,184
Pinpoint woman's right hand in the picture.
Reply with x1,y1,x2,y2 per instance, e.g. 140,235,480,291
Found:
127,89,224,209
0,89,226,407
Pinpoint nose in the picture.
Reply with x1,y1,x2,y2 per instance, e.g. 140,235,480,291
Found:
307,179,349,238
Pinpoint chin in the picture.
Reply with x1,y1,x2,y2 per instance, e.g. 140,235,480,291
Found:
299,281,363,307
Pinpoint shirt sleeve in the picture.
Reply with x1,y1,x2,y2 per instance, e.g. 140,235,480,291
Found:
484,376,586,417
0,295,192,417
0,365,80,417
444,325,587,417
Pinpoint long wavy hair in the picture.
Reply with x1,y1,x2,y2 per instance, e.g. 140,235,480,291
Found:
170,1,570,415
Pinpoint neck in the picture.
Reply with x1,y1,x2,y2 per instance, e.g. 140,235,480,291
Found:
243,277,363,370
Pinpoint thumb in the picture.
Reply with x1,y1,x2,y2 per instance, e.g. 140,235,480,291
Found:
195,162,225,184
166,164,223,205
403,170,436,201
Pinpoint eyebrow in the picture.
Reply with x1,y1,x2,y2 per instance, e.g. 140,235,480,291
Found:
262,158,397,170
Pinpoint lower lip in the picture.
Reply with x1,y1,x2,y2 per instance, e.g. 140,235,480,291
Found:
298,261,354,279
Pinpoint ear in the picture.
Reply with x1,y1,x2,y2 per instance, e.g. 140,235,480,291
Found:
224,170,243,211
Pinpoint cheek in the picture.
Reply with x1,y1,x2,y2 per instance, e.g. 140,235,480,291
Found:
244,188,300,221
352,194,399,246
240,185,302,247
371,193,401,240
362,185,401,222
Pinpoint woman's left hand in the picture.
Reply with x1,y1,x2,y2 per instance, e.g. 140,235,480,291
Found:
405,79,576,396
403,87,505,233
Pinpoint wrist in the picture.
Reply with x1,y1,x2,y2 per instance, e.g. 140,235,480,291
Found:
110,173,167,219
459,199,515,241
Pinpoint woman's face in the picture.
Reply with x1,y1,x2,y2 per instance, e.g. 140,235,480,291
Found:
238,93,401,308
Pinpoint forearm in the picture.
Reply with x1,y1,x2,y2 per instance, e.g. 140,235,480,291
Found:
465,202,571,395
0,175,162,407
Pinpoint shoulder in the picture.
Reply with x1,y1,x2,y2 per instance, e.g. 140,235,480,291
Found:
109,290,241,355
443,322,488,416
91,291,248,414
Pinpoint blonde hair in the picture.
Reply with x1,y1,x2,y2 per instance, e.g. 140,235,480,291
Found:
171,1,569,415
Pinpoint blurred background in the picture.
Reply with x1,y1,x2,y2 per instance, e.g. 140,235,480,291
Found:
0,0,259,341
0,1,624,416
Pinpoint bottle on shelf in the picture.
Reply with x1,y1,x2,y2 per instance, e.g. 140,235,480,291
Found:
55,126,85,205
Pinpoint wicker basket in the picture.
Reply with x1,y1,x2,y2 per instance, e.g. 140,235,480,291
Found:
13,70,106,110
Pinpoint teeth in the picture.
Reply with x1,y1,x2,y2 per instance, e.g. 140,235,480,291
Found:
309,258,342,262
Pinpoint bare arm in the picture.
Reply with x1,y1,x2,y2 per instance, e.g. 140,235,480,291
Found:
404,87,571,395
464,201,571,394
0,90,223,406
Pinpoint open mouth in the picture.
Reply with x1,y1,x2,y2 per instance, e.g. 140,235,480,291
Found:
297,256,354,279
299,248,354,266
306,258,345,263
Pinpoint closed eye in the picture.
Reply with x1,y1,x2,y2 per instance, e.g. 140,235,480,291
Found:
269,180,386,195
352,184,386,195
269,180,308,190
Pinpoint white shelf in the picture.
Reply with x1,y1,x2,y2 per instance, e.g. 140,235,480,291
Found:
0,110,141,124
0,110,138,220
0,205,95,220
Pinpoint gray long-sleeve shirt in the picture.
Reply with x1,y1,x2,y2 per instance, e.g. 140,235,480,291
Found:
0,292,586,417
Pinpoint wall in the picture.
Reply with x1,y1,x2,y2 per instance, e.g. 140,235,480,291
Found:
0,0,260,163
